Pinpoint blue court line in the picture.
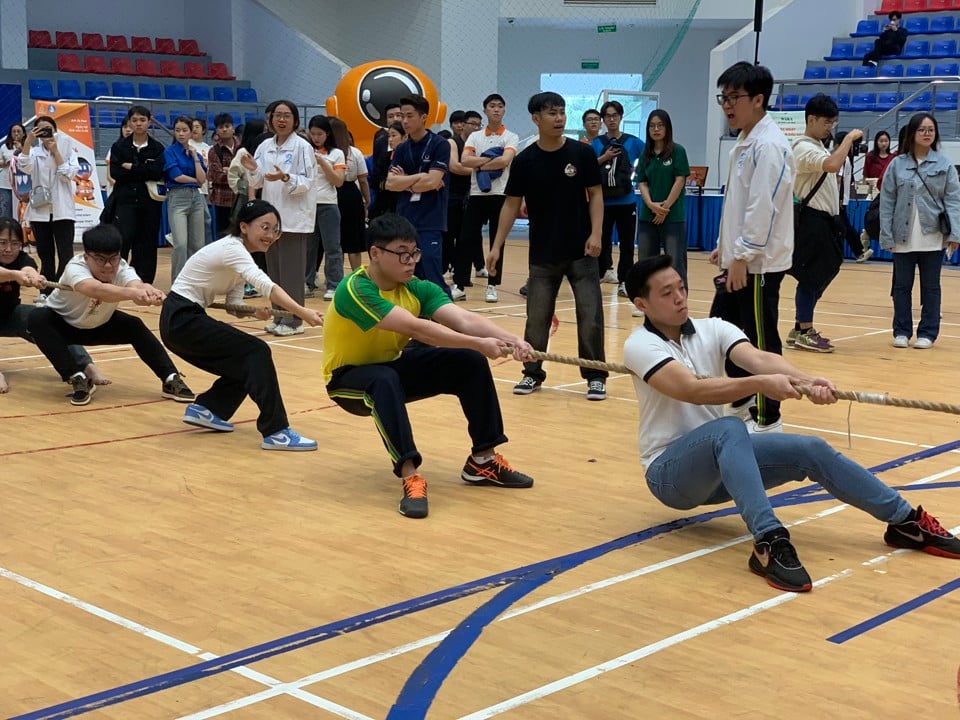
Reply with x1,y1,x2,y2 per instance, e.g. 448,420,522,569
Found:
827,576,960,644
13,440,960,720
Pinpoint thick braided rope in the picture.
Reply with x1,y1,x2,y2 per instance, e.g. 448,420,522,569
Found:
522,349,960,416
208,301,296,319
41,280,72,290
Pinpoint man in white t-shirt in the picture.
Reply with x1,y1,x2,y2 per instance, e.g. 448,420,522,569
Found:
622,254,960,593
451,93,519,303
27,224,194,406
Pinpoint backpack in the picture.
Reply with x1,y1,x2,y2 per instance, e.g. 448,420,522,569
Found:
598,135,636,198
863,196,880,240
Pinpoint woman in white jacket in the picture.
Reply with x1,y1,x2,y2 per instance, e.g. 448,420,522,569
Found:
17,116,79,299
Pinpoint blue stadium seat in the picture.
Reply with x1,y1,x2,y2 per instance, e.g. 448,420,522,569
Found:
934,62,960,75
138,83,162,99
778,94,800,110
169,110,191,124
57,79,83,99
904,91,932,110
879,63,905,77
164,84,188,101
803,66,827,80
244,111,260,123
828,65,853,79
213,86,235,102
84,80,109,100
230,111,242,126
906,63,932,77
852,19,880,36
827,41,854,60
96,108,121,129
904,17,929,34
930,16,954,34
854,40,875,58
111,81,136,97
850,92,877,111
931,39,957,58
189,85,211,102
935,91,959,109
854,65,878,78
28,79,56,100
151,111,168,128
903,40,930,58
836,93,852,111
877,91,901,110
237,88,258,103
799,94,814,108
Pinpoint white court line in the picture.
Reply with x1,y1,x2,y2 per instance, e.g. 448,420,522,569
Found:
0,567,372,720
183,468,960,718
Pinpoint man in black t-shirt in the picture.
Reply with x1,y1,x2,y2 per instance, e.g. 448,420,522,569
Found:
0,218,101,392
487,91,608,401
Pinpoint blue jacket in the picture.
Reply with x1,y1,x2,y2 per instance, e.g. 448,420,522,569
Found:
475,146,505,193
879,150,960,249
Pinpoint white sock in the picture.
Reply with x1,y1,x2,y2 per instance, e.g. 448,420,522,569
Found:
165,373,177,383
472,453,494,464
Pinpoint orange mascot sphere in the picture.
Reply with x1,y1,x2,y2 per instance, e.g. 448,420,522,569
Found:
326,60,447,155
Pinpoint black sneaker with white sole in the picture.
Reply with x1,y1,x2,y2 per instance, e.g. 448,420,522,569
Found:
748,527,812,592
586,379,606,401
513,375,542,395
162,373,196,402
68,373,95,406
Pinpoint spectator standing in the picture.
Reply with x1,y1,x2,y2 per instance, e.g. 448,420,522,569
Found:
164,116,208,283
305,114,345,300
331,117,369,273
368,123,405,219
443,110,472,279
190,118,214,245
581,109,601,145
864,130,895,190
207,113,241,236
104,119,131,190
0,123,25,217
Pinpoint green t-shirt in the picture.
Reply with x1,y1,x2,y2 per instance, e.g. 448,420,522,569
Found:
636,143,690,224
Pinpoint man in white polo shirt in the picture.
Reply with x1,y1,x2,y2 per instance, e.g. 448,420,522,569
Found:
622,254,960,593
451,93,519,303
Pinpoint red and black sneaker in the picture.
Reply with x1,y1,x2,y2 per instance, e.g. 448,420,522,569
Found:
461,453,534,488
748,527,812,593
884,506,960,558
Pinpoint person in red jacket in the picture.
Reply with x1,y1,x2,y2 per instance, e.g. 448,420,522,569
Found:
863,130,895,190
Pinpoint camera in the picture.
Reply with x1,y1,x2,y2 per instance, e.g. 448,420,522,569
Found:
36,127,53,139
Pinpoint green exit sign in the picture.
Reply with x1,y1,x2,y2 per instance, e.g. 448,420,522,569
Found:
581,60,600,70
597,24,617,33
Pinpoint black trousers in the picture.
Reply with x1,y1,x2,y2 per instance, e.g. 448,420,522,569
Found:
443,196,466,273
159,292,288,436
599,203,637,281
454,194,506,288
114,198,162,284
709,271,785,426
213,204,233,237
31,219,75,289
28,307,176,383
326,346,507,477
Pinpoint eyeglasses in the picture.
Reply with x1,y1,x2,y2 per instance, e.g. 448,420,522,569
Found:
378,246,422,264
602,113,621,120
648,123,666,130
465,121,482,127
716,93,752,107
818,117,838,127
257,222,282,237
917,127,937,135
0,239,22,248
584,117,601,123
87,253,121,267
272,112,294,120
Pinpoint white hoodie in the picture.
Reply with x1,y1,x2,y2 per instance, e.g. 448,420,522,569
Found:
717,114,795,274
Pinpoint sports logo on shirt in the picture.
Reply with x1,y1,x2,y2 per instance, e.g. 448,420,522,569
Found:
564,163,577,177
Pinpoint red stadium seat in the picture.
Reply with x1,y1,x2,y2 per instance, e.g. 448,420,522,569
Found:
207,62,235,80
55,31,80,49
131,36,153,53
135,59,160,77
178,39,203,56
57,53,82,72
155,37,177,55
879,0,904,10
183,61,205,79
83,55,108,74
159,60,183,78
903,0,927,10
110,57,135,75
81,33,105,51
928,0,951,7
28,30,54,49
106,34,130,52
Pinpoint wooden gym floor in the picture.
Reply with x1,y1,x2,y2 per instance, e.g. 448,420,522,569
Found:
2,237,960,719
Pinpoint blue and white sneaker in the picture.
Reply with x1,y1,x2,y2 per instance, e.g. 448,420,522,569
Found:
182,403,234,432
261,427,317,451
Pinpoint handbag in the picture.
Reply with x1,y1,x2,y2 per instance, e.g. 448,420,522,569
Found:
145,180,166,202
913,168,952,236
29,185,52,209
793,172,828,230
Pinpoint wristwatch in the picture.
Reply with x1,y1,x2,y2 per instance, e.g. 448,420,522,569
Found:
282,173,290,183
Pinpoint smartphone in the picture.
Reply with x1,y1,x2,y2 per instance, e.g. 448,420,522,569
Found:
36,127,53,139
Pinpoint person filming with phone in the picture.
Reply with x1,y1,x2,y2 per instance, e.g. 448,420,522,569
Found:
862,11,908,67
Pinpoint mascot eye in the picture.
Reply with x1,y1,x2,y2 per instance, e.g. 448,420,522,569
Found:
357,67,424,127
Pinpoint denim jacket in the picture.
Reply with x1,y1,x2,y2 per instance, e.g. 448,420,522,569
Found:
879,150,960,249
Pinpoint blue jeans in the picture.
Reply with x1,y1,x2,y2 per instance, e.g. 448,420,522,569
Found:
645,416,911,540
0,188,12,218
523,255,606,382
892,250,942,341
636,221,688,288
166,187,207,283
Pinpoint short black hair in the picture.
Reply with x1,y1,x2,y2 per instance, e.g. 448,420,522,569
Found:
528,91,565,114
437,129,452,139
889,10,902,20
270,100,300,129
717,61,774,110
366,213,418,250
463,110,482,123
0,216,24,244
173,115,194,131
127,105,151,121
399,94,429,116
624,255,675,301
449,110,466,125
384,103,401,114
582,109,601,123
192,117,207,132
82,223,123,254
226,199,281,238
483,93,506,108
35,115,57,131
213,113,234,129
600,100,624,118
804,93,838,121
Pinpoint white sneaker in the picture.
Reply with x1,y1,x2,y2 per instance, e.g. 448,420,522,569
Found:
618,282,628,297
476,267,489,278
264,320,278,334
892,335,909,348
601,269,618,284
856,248,873,263
725,402,755,422
272,324,305,336
323,288,335,300
34,293,47,306
747,418,783,434
450,285,466,301
914,337,934,349
485,285,498,303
